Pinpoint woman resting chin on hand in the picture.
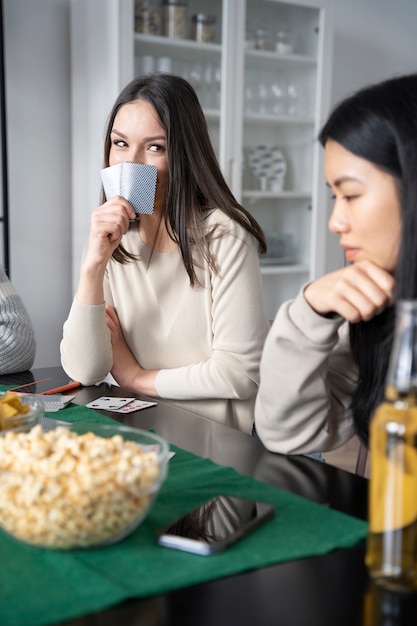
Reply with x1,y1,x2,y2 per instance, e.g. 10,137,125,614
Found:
304,259,395,324
254,73,415,454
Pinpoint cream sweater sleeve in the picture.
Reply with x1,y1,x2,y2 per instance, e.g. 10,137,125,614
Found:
254,288,357,454
155,224,269,400
60,298,112,385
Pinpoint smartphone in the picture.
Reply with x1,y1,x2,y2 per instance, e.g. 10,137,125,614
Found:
156,495,275,555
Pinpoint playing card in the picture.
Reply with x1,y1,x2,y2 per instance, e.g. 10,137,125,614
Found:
101,161,157,214
111,399,157,414
42,395,76,412
86,397,135,410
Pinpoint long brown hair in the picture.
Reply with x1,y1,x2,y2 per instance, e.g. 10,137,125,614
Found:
102,73,266,286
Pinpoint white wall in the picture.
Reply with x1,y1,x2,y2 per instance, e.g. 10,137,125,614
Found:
3,0,72,368
3,0,417,369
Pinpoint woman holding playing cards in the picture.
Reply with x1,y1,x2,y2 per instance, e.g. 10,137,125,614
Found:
60,73,269,433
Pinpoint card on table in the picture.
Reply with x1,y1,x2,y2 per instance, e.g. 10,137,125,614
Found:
86,396,157,413
86,397,135,410
112,399,158,414
41,395,76,412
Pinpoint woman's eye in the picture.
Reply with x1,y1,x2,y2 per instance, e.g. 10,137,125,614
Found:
149,144,165,152
330,191,358,203
113,140,127,148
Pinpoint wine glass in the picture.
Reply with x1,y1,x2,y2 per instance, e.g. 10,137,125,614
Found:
257,80,269,115
286,82,299,116
245,69,257,114
269,79,285,115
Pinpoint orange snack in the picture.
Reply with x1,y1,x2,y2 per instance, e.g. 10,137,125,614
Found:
0,392,30,421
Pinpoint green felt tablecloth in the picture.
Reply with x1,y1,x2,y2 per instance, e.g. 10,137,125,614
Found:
0,400,368,626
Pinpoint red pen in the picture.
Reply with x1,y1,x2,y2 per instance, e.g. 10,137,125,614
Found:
8,378,52,392
40,381,81,395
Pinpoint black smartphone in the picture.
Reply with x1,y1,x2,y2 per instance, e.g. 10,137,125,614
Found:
156,495,275,555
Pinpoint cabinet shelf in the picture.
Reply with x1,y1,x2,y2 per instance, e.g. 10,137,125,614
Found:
204,109,221,121
260,263,309,275
245,48,317,67
243,190,310,198
244,113,314,125
134,33,222,57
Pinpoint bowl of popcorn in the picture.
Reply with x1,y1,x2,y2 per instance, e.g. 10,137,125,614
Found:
0,422,169,549
0,391,44,433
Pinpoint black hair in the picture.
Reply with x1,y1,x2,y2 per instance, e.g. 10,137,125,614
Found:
319,74,417,445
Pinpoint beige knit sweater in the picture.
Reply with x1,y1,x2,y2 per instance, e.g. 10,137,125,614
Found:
61,210,270,433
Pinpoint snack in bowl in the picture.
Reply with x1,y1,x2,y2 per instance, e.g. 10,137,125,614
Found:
0,392,44,433
0,422,169,549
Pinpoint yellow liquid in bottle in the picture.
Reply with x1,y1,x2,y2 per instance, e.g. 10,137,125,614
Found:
366,395,417,591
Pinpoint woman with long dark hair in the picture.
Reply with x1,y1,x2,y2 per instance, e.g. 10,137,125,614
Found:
255,73,417,452
61,73,269,433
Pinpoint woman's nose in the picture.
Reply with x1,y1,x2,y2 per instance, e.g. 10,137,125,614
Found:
122,146,145,164
328,202,350,234
127,151,142,164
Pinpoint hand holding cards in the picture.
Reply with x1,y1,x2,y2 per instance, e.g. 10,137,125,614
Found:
86,396,157,414
101,161,157,215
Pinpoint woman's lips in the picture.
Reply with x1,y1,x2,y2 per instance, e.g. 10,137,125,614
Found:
344,248,359,262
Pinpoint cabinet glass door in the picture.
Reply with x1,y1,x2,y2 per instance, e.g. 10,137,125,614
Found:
240,0,330,318
133,0,224,156
130,0,333,319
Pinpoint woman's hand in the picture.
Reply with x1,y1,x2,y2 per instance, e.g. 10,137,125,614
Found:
106,305,158,396
84,197,136,268
76,197,136,305
304,260,395,323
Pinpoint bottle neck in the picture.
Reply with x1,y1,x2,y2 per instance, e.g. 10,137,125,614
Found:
385,300,417,397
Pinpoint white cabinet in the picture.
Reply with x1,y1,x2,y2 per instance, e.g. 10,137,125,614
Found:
71,0,334,316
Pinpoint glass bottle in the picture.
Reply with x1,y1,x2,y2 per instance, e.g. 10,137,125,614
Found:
275,27,293,54
362,581,417,625
191,14,216,43
162,0,187,39
254,27,274,51
365,299,417,592
134,1,160,35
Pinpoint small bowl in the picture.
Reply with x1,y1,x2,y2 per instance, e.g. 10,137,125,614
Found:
0,422,169,549
0,392,44,434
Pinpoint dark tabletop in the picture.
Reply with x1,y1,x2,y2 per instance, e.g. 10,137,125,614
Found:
1,366,416,626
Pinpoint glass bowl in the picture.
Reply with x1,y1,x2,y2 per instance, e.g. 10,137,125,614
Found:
0,421,169,549
0,392,44,434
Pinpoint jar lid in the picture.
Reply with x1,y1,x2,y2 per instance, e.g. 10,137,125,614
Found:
192,13,216,24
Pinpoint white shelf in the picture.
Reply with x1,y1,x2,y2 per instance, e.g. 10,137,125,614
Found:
260,263,309,275
245,48,317,66
242,190,311,200
204,109,221,121
134,33,222,57
244,113,314,125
